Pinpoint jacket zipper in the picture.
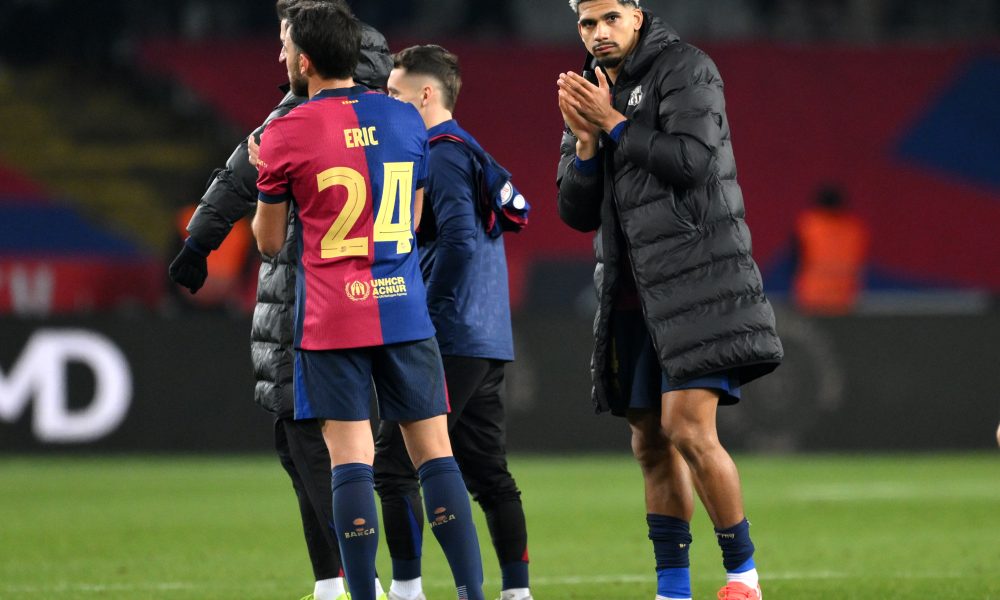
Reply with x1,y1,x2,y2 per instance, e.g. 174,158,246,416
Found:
605,77,665,375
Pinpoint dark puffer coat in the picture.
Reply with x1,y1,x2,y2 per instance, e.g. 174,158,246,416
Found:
556,13,783,413
185,24,392,419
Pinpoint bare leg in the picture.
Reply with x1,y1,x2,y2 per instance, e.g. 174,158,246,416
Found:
660,389,745,528
398,414,452,468
321,419,375,466
626,409,695,520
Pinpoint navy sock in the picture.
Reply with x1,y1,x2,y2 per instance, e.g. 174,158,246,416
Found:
648,514,692,598
418,457,484,600
332,464,379,600
715,518,756,572
486,498,529,590
500,560,530,591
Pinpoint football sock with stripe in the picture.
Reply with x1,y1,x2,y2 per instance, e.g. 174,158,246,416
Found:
487,498,530,591
648,514,692,600
331,464,380,600
382,491,424,582
500,561,530,592
418,457,485,600
715,518,758,589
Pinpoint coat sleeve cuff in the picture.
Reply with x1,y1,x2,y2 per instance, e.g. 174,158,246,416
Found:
607,120,629,144
574,156,599,176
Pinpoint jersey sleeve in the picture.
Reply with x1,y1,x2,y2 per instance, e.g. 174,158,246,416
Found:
415,130,430,190
256,122,293,204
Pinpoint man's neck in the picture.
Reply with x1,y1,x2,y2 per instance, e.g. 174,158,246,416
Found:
309,76,356,98
423,107,453,130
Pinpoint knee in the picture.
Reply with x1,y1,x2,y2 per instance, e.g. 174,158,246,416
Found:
275,446,295,472
473,486,522,511
375,480,421,505
373,458,419,498
660,414,717,461
398,416,452,469
464,465,520,506
274,443,298,475
631,426,669,472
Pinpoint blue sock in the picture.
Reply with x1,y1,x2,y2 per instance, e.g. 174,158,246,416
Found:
418,457,484,600
647,514,692,599
332,464,379,600
715,518,756,573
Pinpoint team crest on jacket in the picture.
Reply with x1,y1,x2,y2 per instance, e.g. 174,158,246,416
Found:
628,85,643,107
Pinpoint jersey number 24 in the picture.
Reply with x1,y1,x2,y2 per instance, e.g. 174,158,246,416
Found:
317,162,414,259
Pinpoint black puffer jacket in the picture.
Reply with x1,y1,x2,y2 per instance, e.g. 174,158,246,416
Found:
185,24,392,419
556,14,782,414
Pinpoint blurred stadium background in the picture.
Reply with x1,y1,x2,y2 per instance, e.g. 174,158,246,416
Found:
1,1,998,598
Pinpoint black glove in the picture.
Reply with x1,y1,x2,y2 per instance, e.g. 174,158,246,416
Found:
168,239,209,294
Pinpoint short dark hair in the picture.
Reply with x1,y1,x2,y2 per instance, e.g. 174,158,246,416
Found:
392,45,462,111
276,0,347,21
569,0,640,13
287,1,360,80
275,0,295,20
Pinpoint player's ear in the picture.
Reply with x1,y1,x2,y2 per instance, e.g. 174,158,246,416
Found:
633,8,643,31
421,84,433,108
299,52,312,76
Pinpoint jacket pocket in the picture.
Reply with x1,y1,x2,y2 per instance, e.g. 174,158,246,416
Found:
670,189,701,230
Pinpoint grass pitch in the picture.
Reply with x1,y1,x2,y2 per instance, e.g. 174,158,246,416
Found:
0,453,998,599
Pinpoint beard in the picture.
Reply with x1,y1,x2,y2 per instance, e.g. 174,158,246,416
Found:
594,55,624,70
290,71,308,97
289,56,309,97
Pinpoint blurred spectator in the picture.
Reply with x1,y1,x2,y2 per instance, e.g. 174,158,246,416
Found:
791,186,870,315
170,205,257,312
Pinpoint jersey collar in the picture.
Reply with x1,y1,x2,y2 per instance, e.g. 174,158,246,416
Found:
310,85,372,101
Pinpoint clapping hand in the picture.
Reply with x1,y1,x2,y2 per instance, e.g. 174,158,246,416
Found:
557,67,626,133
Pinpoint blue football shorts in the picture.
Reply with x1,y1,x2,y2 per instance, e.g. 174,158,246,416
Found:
609,310,741,416
293,337,449,422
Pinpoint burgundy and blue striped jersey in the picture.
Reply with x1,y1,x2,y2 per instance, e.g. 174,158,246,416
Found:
256,86,433,350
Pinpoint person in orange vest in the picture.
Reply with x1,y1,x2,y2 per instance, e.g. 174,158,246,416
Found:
792,185,871,315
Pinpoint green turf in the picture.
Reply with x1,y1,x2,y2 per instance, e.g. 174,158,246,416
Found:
1,453,998,599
